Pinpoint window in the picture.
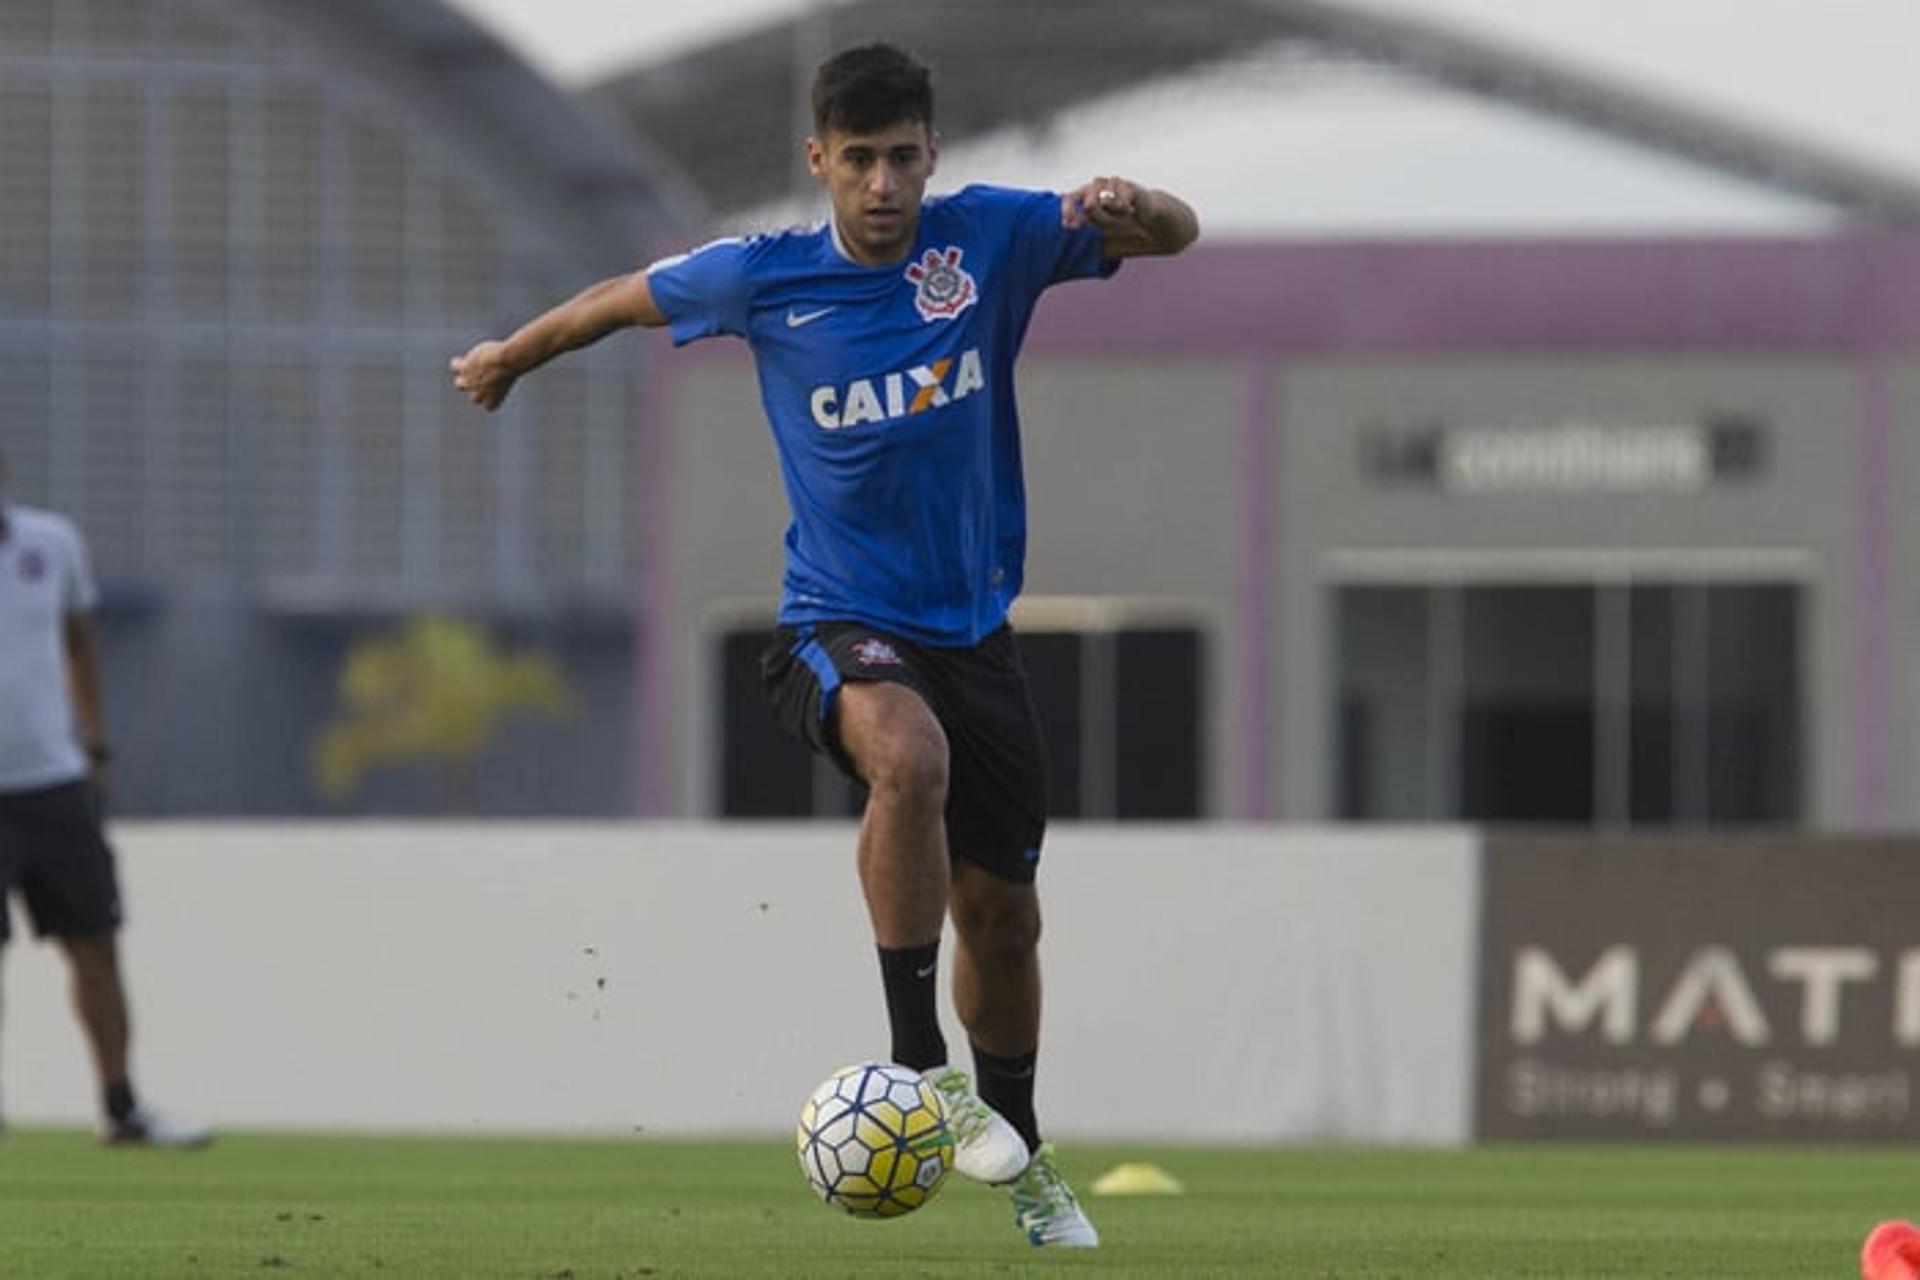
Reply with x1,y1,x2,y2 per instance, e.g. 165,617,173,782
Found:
1334,578,1802,825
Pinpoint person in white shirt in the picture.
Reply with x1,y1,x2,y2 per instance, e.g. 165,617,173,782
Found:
0,449,210,1147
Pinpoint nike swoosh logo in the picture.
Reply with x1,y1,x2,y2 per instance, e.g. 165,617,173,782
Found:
914,963,938,979
786,306,837,328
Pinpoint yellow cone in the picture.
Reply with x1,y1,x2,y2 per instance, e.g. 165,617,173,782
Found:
1091,1161,1184,1196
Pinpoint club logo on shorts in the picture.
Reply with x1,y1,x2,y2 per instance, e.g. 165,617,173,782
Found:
904,246,977,322
18,549,45,582
852,637,902,667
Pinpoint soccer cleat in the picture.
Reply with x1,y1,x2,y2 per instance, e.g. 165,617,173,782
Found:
1007,1143,1099,1248
924,1066,1031,1184
100,1105,214,1150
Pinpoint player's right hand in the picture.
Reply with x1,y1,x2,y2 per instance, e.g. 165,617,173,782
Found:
449,340,518,412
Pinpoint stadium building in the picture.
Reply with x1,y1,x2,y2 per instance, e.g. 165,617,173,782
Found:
589,2,1920,831
0,0,697,813
5,0,1920,829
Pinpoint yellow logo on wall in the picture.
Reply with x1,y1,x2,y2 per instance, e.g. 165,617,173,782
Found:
312,615,574,807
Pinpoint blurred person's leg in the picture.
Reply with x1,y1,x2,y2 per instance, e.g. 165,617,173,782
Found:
15,781,129,1116
59,929,210,1148
57,931,131,1101
19,782,208,1147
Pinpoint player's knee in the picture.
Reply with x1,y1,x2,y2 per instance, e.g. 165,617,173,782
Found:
954,887,1040,956
863,726,949,809
995,905,1041,957
841,684,948,806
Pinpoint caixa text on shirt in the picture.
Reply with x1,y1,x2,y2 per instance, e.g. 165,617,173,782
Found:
809,347,985,430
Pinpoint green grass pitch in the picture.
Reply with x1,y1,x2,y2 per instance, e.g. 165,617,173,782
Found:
1,1129,1912,1277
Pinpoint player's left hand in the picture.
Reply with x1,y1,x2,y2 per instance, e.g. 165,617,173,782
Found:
1062,176,1143,231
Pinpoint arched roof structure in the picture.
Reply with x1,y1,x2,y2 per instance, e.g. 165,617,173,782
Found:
585,0,1920,224
256,0,707,262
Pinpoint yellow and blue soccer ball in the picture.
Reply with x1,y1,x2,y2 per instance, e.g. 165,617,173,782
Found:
796,1062,955,1218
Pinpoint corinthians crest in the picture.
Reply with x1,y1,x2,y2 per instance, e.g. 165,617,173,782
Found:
904,246,977,322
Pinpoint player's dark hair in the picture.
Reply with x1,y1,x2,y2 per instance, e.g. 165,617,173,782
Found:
811,42,933,137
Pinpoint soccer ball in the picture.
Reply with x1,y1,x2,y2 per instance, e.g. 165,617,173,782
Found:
795,1061,955,1218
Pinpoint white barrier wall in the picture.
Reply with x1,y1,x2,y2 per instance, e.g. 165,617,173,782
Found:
2,824,1478,1143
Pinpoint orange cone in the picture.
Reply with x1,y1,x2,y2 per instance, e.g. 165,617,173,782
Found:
1863,1220,1920,1280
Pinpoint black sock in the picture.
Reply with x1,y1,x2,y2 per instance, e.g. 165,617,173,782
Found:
877,943,947,1072
972,1045,1040,1153
104,1080,137,1124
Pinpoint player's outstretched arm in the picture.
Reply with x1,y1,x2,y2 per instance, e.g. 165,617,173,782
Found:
1060,176,1200,261
450,269,668,412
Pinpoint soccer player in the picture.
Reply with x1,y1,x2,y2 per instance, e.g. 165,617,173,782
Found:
452,41,1197,1247
0,449,211,1148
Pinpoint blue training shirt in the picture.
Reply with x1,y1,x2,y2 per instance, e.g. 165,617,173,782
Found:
645,184,1116,647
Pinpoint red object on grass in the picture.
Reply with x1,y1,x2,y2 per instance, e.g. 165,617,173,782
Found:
1863,1220,1920,1280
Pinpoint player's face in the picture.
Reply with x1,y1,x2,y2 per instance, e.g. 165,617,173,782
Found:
807,120,936,266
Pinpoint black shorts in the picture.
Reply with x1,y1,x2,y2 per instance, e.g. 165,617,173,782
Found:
0,780,124,942
762,622,1048,883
